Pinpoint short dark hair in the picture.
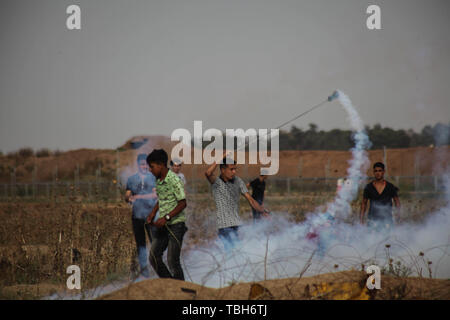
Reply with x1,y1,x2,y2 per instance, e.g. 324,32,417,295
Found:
220,157,236,170
146,149,168,166
373,162,385,170
137,153,147,163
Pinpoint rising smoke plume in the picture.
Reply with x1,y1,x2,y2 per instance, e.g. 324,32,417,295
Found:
183,90,450,288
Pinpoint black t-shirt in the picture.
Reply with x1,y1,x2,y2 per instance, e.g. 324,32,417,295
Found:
363,181,399,221
250,178,266,201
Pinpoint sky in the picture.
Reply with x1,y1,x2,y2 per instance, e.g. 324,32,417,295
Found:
0,0,449,152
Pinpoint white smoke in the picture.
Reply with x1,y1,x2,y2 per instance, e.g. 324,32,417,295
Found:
183,90,450,288
323,90,371,220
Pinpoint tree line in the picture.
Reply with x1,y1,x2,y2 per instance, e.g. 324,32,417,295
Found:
279,122,449,150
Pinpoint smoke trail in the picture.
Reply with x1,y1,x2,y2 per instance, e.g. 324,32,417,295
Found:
325,90,371,220
183,90,450,288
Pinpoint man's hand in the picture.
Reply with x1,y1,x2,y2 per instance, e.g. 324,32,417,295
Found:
153,217,167,228
146,202,159,225
243,193,268,215
262,209,271,220
124,190,133,203
146,212,155,225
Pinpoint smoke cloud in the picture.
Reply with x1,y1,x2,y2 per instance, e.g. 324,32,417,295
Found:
183,90,450,288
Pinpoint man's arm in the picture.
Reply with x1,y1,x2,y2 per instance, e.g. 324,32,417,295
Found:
133,188,157,200
204,162,218,184
205,151,231,184
393,196,401,223
153,199,187,228
393,196,400,208
243,192,267,215
360,198,368,224
146,201,159,224
125,178,134,203
125,190,133,203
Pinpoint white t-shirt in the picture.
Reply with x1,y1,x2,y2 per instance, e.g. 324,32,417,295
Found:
176,172,186,185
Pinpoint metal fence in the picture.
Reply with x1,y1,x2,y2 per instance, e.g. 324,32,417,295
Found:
0,175,444,202
0,181,121,202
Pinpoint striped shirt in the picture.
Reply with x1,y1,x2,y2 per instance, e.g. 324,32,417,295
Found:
211,176,248,229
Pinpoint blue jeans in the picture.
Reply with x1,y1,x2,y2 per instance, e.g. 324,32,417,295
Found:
218,226,240,252
368,217,393,233
149,222,187,280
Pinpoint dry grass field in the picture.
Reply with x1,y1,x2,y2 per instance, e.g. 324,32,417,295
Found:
0,190,447,300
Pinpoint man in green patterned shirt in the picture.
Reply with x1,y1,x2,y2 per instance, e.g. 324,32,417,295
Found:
146,149,187,280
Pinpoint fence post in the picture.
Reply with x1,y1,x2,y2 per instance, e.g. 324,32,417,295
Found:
32,164,37,199
115,150,120,201
95,168,100,200
414,157,420,191
287,177,291,195
325,159,330,185
10,167,16,201
74,163,80,197
88,181,92,201
297,157,303,177
53,165,58,201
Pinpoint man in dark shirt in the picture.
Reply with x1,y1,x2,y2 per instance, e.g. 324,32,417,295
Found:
125,154,158,278
360,162,401,232
246,175,268,221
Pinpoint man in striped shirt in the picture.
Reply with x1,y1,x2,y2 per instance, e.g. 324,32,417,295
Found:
205,155,269,251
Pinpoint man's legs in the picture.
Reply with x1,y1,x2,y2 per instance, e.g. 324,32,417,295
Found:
218,226,240,252
149,227,173,279
166,222,188,280
144,222,157,244
368,217,393,234
132,218,150,277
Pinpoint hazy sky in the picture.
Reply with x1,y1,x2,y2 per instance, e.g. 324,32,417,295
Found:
0,0,449,152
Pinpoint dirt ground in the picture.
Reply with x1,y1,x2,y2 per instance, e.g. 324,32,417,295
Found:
98,270,450,300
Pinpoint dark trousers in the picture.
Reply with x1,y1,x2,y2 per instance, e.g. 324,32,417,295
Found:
218,226,240,252
132,218,157,271
251,198,263,221
149,222,187,280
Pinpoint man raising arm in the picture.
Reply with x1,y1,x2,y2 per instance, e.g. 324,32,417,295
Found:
205,154,268,251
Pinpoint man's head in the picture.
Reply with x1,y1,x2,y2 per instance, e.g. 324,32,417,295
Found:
260,174,267,181
137,153,149,174
373,162,385,180
146,149,168,179
220,157,237,181
170,158,183,174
